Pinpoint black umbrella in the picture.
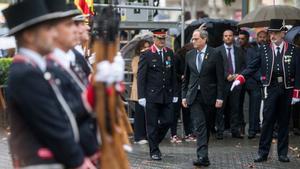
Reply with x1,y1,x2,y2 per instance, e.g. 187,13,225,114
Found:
174,18,238,51
285,26,300,45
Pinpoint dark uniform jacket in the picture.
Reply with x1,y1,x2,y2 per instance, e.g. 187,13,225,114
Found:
137,44,178,104
71,48,91,86
182,46,224,105
216,45,246,79
245,44,263,89
242,42,299,89
7,53,84,168
46,56,98,157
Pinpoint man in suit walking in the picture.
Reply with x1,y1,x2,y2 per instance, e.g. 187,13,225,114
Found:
182,29,224,167
232,19,300,162
137,29,178,160
215,30,245,139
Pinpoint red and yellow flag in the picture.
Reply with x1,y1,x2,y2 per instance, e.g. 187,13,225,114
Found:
74,0,94,15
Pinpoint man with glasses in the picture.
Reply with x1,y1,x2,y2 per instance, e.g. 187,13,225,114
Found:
137,28,178,160
182,29,224,167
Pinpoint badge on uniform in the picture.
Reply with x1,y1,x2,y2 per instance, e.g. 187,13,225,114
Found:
165,56,171,68
284,55,292,63
152,59,158,62
205,53,209,60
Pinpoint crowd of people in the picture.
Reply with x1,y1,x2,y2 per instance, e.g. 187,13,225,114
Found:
2,0,300,168
131,19,300,167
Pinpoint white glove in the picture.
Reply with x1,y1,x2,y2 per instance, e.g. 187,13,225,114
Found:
111,52,125,82
95,61,114,83
230,80,241,91
138,98,146,107
172,97,178,103
292,98,300,105
111,63,124,82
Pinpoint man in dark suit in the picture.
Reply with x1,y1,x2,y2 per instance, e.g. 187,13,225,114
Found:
137,28,178,160
246,30,268,139
232,19,300,163
182,29,224,167
215,30,245,139
4,0,96,168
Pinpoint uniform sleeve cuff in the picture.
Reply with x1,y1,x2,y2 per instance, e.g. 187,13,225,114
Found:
293,89,300,99
236,75,246,85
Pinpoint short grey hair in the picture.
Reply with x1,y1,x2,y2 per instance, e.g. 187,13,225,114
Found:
193,29,209,41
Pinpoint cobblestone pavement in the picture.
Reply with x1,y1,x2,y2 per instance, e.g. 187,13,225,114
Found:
1,129,300,169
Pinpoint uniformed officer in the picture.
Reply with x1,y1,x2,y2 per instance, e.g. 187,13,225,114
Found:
231,19,300,163
4,0,96,168
44,0,99,163
137,28,178,160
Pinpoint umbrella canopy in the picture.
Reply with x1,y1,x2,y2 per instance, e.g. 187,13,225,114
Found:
174,18,238,51
238,5,300,28
285,26,300,44
120,31,173,59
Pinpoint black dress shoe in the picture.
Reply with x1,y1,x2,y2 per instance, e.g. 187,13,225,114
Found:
254,155,267,162
232,132,244,139
216,133,223,140
193,157,210,166
151,154,162,160
278,155,290,162
248,133,256,139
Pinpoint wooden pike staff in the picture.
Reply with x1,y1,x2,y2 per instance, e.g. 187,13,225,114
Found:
92,6,132,169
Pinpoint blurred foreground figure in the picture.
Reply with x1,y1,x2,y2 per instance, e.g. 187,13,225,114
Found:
4,0,96,168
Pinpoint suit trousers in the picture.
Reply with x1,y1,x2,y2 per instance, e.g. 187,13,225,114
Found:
258,83,292,157
216,81,242,134
133,102,147,141
190,90,215,158
145,102,173,155
247,86,262,135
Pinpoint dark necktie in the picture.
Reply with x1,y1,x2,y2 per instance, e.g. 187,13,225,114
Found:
227,47,234,74
276,46,281,57
159,51,163,62
197,51,203,73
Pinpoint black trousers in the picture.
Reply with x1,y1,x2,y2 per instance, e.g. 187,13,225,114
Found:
246,86,262,135
215,82,242,134
258,84,292,157
171,99,193,136
145,102,173,155
190,91,215,158
133,102,147,141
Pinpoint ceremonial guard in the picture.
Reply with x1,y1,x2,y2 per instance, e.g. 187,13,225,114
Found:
137,29,178,160
44,0,99,162
4,0,95,168
232,19,300,163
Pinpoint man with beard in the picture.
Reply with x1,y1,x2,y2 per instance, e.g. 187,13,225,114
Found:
246,30,268,139
232,19,300,163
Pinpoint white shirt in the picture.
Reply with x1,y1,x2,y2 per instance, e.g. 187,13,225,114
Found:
52,48,74,70
153,44,164,61
272,41,284,55
224,44,236,73
74,45,84,56
19,48,46,72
